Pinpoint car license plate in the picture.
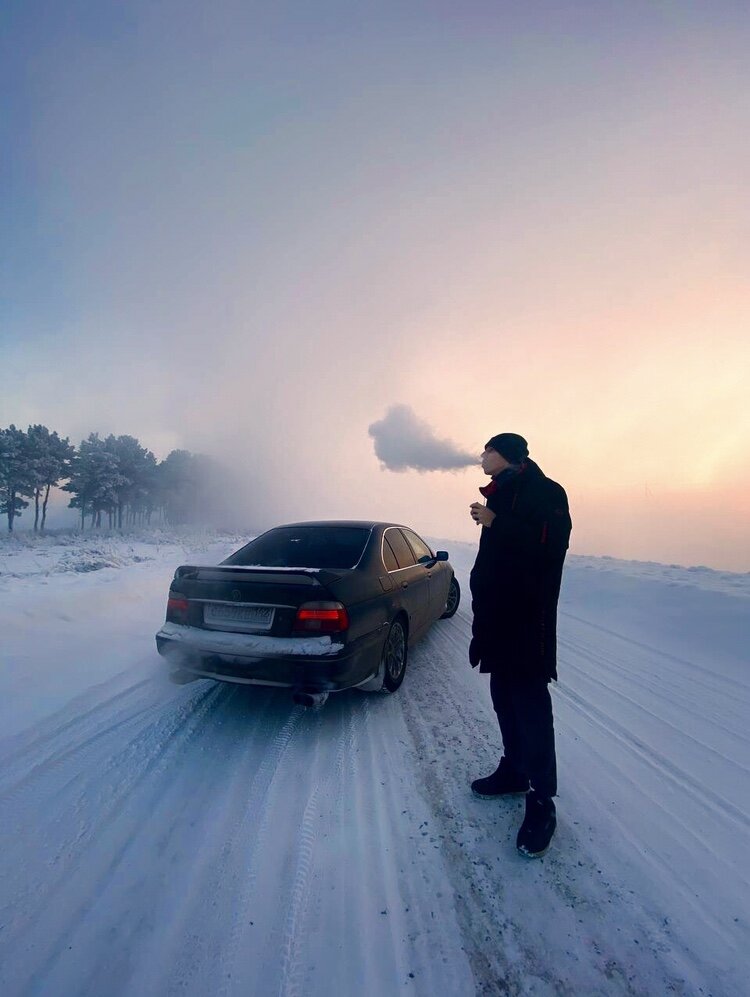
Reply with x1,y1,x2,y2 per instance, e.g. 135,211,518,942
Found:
203,604,274,629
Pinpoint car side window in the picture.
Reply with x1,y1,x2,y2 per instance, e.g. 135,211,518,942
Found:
382,536,399,572
385,528,416,569
402,529,433,563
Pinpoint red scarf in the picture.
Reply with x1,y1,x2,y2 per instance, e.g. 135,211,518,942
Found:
479,461,526,498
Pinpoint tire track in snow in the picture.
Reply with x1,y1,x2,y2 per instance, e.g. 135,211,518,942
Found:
0,685,195,811
552,678,747,979
398,667,522,994
559,632,749,742
336,693,415,992
553,623,747,991
269,692,433,996
66,687,280,997
104,686,284,996
289,694,382,997
277,698,359,997
554,677,750,862
41,687,314,997
401,623,682,996
238,697,368,996
559,609,750,698
354,695,414,987
0,675,158,792
2,680,228,992
336,695,387,991
556,661,750,832
1,677,219,855
213,703,305,997
409,599,711,991
277,779,320,997
357,690,476,997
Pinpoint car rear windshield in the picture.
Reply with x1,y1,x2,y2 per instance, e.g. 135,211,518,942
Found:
223,527,372,570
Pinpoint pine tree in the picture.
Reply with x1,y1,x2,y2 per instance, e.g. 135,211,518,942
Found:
25,425,75,530
156,449,194,524
156,449,218,525
103,435,157,529
63,434,126,529
0,425,35,532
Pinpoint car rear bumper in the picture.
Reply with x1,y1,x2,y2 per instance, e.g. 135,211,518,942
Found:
155,622,384,691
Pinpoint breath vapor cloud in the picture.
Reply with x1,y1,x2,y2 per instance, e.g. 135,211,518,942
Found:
368,405,477,473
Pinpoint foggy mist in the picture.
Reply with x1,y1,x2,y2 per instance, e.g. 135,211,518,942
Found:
2,3,749,569
368,405,477,473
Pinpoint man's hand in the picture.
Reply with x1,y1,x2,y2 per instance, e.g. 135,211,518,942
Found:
470,502,496,528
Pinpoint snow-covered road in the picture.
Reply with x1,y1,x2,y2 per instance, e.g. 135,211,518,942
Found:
1,533,747,996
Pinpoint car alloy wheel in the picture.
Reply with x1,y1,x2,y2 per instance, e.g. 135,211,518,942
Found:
381,619,407,692
440,576,461,619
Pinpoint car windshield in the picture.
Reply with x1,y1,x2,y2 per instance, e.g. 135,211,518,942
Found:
223,527,371,570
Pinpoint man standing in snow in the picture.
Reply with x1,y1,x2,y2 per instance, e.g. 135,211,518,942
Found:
468,433,572,858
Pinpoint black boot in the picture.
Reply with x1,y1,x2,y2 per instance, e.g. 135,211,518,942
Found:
516,791,556,858
471,758,530,798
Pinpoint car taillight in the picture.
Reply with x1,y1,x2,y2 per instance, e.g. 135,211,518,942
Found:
293,601,349,634
166,594,189,624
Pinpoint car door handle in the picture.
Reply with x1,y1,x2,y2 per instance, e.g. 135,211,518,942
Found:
401,582,408,589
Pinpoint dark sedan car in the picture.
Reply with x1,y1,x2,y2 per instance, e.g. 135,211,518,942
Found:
155,521,460,704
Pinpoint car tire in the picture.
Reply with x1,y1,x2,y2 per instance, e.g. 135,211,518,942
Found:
380,618,408,693
440,576,461,619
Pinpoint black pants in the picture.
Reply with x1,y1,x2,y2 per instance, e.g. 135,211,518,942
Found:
489,672,557,798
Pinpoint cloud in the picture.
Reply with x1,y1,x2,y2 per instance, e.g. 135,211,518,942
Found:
368,405,477,473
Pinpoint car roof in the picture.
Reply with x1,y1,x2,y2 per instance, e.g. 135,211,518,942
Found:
273,520,411,531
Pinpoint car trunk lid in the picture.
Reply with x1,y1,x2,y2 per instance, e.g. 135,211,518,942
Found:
170,565,347,637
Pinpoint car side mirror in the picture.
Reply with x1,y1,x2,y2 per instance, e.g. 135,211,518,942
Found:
435,550,449,561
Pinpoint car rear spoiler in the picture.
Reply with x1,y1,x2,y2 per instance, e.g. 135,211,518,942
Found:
173,564,346,587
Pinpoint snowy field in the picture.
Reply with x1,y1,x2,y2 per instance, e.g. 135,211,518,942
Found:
0,529,748,996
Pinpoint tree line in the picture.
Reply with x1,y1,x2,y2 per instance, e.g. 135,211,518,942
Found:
0,425,217,532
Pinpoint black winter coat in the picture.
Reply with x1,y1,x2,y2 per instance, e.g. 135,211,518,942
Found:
469,459,572,682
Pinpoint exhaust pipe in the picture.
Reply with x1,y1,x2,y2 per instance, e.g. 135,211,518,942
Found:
292,689,329,708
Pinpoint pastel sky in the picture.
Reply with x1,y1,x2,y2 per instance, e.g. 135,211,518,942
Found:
2,2,749,569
